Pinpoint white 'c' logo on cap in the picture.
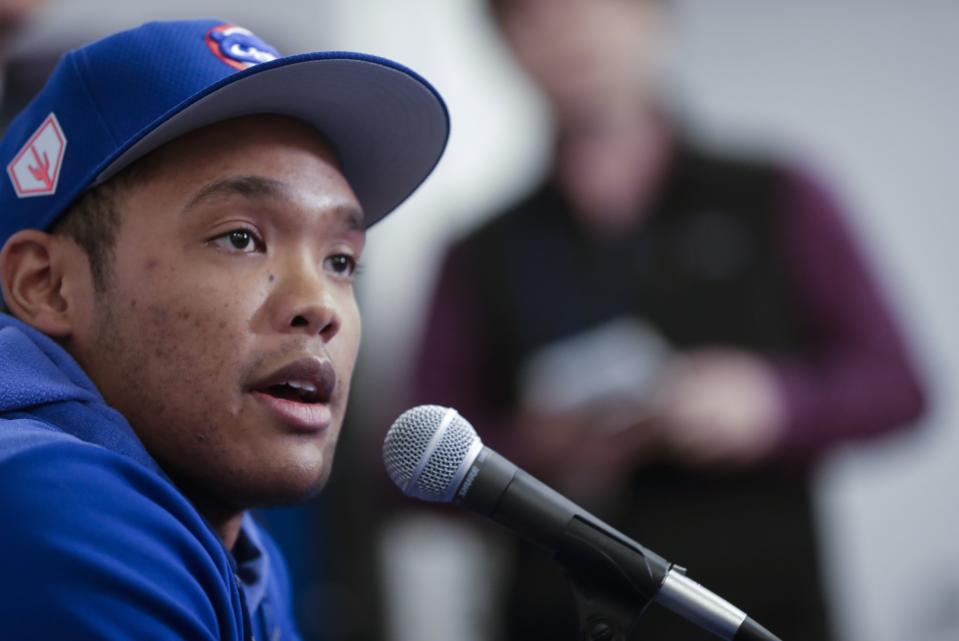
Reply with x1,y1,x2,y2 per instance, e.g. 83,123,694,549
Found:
7,113,67,198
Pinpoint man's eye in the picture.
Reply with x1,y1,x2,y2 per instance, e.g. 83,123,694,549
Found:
211,229,263,253
326,254,358,277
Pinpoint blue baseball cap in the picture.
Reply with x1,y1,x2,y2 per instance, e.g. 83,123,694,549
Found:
0,19,450,250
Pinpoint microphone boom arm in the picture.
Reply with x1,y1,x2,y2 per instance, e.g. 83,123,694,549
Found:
558,516,664,641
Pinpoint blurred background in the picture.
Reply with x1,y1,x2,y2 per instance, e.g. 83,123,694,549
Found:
5,1,957,640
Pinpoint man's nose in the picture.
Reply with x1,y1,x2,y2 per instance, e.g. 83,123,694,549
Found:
269,263,340,341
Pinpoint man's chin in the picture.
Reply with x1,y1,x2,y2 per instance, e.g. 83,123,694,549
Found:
243,464,334,508
191,456,335,512
268,472,331,506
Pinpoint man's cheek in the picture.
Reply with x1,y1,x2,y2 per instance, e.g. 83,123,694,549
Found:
139,298,238,377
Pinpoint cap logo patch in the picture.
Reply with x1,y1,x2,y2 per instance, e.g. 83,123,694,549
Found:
205,23,280,71
7,113,67,199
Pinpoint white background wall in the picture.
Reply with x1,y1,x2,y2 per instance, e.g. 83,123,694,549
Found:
18,2,959,640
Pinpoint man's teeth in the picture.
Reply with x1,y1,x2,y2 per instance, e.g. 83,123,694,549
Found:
286,381,317,393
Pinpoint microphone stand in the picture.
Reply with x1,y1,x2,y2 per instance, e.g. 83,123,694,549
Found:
554,517,666,641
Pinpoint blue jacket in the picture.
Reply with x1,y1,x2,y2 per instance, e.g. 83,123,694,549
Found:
0,313,302,641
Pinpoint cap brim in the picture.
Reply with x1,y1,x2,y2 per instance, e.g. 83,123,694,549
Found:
95,52,449,227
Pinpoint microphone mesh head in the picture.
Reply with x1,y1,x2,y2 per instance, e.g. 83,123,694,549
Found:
383,405,481,503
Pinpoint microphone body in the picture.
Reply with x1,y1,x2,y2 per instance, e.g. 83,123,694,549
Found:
383,405,781,641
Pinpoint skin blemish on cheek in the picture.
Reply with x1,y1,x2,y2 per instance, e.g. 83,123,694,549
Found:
268,274,275,283
144,259,158,271
149,305,169,324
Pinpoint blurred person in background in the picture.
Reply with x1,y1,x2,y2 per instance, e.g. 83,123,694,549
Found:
0,0,43,64
0,0,48,127
411,0,926,639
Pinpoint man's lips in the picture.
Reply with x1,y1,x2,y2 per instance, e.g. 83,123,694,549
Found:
251,391,333,432
248,357,337,431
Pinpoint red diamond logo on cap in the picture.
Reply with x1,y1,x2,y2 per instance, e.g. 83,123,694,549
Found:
7,113,67,198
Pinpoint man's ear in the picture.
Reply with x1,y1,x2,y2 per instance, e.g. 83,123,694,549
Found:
0,229,85,336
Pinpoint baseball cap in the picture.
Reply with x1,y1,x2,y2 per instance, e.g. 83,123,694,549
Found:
0,19,450,251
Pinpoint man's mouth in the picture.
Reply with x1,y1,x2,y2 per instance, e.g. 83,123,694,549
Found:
249,357,338,431
259,380,327,404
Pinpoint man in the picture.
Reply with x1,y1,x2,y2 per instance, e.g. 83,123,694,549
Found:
0,19,447,640
0,0,44,63
412,0,924,639
0,0,50,128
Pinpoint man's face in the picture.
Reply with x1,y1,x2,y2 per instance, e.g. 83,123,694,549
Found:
69,115,365,511
497,0,665,123
0,0,45,47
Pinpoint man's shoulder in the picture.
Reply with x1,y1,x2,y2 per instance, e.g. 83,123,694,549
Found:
0,416,225,562
455,147,799,250
673,142,811,200
0,415,72,457
0,417,244,640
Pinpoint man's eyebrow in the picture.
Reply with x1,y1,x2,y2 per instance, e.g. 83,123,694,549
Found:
183,174,366,230
183,175,289,212
337,206,366,232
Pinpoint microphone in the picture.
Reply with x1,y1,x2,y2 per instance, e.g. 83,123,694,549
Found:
383,405,782,641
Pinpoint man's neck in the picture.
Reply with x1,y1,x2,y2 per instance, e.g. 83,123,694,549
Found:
211,514,245,551
182,490,245,550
